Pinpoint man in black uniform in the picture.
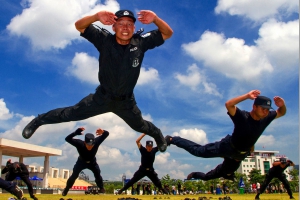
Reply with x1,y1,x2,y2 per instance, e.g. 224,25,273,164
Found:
255,158,295,199
165,90,286,180
62,127,109,196
0,177,26,200
22,9,173,153
2,159,38,200
117,133,167,195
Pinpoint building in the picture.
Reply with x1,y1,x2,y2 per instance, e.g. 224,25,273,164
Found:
236,150,293,181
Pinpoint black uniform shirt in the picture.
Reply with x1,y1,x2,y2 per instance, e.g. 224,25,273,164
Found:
2,162,29,175
228,107,277,151
65,130,109,162
139,145,158,170
80,25,164,96
268,162,290,175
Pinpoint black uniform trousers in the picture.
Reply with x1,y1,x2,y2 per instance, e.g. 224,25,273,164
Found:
193,157,241,180
5,172,35,197
66,157,103,189
0,177,17,194
171,135,249,161
36,86,162,138
259,173,293,197
121,166,163,192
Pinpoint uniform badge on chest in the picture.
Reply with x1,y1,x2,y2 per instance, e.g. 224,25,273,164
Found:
132,58,139,67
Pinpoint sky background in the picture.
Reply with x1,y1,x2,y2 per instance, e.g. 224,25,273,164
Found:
0,0,299,181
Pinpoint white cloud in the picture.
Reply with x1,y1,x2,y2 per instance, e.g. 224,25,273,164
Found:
137,67,160,86
0,99,13,120
256,135,275,147
7,0,120,50
172,128,209,145
175,64,222,97
215,0,298,22
255,19,299,68
181,31,273,82
68,52,99,84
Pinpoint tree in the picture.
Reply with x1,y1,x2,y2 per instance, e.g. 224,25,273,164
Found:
288,168,299,192
248,169,264,184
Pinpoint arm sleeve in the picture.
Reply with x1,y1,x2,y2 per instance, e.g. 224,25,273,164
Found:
138,29,164,52
80,24,110,51
65,131,79,145
94,130,109,145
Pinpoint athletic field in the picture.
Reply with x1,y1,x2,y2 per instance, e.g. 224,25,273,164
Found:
0,193,298,200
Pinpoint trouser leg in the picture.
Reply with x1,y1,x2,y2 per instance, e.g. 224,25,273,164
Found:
121,169,145,192
66,160,84,189
89,163,103,189
147,171,163,189
36,94,109,125
278,174,293,197
258,174,273,194
115,101,166,151
21,175,35,197
171,136,222,158
0,178,15,192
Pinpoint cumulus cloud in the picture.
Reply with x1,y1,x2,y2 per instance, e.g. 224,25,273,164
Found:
68,52,99,84
182,31,273,82
215,0,298,22
137,67,160,86
0,99,13,120
256,135,275,147
175,64,222,97
255,19,299,68
172,128,209,145
7,0,120,50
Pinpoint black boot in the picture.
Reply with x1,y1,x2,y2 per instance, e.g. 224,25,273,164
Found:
255,193,260,199
22,117,42,139
62,188,69,196
151,129,167,152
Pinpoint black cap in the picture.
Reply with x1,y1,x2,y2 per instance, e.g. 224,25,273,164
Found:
146,140,153,146
254,96,273,109
115,10,136,22
85,133,95,146
280,157,287,163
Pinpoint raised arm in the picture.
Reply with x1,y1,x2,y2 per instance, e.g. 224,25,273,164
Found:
137,10,173,40
75,11,116,33
65,127,84,143
273,96,286,119
136,133,146,148
225,90,261,116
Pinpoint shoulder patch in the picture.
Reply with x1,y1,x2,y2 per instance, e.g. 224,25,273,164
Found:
141,32,151,38
92,24,112,35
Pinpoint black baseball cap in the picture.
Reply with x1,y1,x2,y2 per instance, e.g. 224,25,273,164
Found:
115,10,136,22
146,140,153,146
85,133,95,146
254,96,273,109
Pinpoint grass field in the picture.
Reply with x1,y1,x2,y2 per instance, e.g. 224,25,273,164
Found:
0,193,298,200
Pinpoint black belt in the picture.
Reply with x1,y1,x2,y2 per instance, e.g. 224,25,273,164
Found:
100,86,132,101
230,140,247,154
79,156,92,163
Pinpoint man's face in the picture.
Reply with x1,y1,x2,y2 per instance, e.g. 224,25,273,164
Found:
85,142,94,151
113,17,135,44
146,145,153,152
253,105,270,119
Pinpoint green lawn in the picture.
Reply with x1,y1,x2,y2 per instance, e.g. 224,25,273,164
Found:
0,193,298,200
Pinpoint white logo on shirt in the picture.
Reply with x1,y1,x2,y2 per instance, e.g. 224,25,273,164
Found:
141,33,151,38
130,47,138,52
132,58,139,67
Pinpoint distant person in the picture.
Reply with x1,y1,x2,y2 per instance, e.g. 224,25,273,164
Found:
22,9,173,153
62,127,109,196
2,159,38,200
117,134,168,195
0,177,25,199
255,158,295,199
165,90,286,180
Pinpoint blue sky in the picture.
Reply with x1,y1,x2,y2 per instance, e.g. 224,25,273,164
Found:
0,0,298,181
